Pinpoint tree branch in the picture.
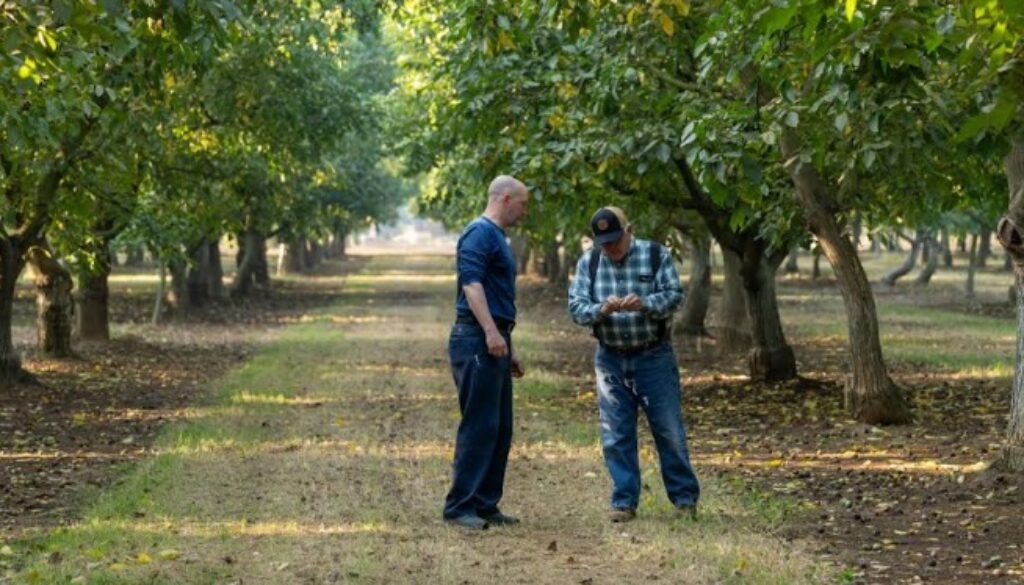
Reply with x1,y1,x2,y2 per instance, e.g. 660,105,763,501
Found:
670,155,740,250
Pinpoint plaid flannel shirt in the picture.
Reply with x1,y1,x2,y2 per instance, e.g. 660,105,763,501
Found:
567,238,684,349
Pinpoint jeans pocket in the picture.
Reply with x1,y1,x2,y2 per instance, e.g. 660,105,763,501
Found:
450,330,484,362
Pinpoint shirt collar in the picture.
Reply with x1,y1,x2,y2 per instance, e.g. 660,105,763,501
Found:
479,215,505,235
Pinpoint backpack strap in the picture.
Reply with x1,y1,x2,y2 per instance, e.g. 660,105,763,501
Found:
649,242,669,343
588,247,601,340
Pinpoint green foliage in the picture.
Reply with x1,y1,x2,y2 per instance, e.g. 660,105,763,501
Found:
0,1,406,275
395,0,1019,255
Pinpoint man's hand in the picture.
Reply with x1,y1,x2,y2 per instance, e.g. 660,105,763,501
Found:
485,329,509,357
600,295,622,317
510,351,525,378
619,293,644,312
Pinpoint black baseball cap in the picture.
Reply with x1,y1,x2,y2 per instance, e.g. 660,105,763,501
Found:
590,206,628,245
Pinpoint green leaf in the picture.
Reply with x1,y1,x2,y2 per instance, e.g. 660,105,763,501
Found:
740,155,763,184
845,0,857,22
990,98,1019,131
833,112,849,132
936,13,955,35
954,112,993,142
53,0,73,23
656,143,672,163
863,149,876,169
761,5,799,35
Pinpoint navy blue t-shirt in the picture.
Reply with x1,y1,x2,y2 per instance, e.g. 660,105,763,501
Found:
455,216,517,323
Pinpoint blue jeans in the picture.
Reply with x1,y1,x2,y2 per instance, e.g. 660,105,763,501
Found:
595,342,700,510
443,323,513,519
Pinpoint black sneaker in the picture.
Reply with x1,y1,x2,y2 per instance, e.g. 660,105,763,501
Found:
444,514,489,530
480,512,520,526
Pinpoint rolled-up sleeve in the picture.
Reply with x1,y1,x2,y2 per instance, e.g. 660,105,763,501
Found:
568,253,604,326
457,227,491,286
642,247,684,319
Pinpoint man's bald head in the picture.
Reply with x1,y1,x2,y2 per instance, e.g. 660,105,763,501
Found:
484,175,530,228
487,175,528,201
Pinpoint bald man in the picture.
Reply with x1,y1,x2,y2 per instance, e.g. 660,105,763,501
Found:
443,175,530,530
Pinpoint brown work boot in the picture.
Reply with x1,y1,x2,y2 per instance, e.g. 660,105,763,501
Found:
609,507,636,523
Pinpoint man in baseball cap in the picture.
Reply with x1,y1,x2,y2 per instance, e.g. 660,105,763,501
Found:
567,206,701,523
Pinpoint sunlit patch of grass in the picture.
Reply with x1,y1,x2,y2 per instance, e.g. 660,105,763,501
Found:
228,392,332,406
163,419,270,454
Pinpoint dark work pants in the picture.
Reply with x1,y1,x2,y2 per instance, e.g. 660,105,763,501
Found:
443,323,513,519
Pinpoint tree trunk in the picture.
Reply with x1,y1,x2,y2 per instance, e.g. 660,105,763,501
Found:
881,234,921,286
333,232,345,258
784,246,800,274
545,238,562,284
77,247,111,341
1003,273,1024,471
941,229,953,268
168,257,191,312
782,129,911,424
235,237,246,269
308,239,324,268
509,234,529,275
995,135,1024,470
741,250,797,382
675,233,712,337
186,240,212,307
153,261,167,325
812,249,822,278
282,238,307,274
557,237,572,284
207,239,224,300
337,229,348,259
887,233,900,251
966,233,979,299
980,228,993,268
125,245,145,267
253,234,270,286
716,249,751,353
870,235,881,255
1006,250,1014,272
914,234,940,287
0,237,27,383
528,249,544,278
232,230,269,296
518,244,531,275
26,246,74,358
